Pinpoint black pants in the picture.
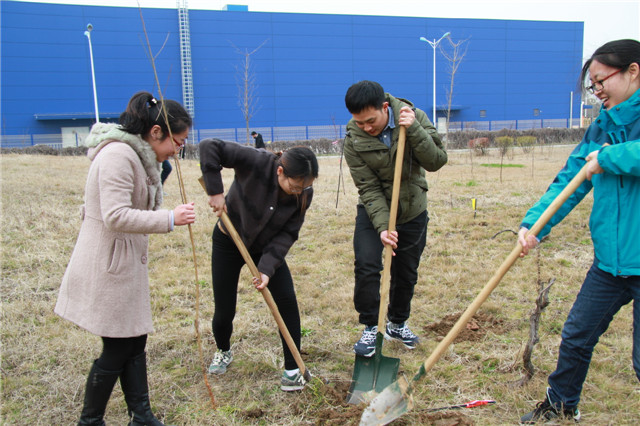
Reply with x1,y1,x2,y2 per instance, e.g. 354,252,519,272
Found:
160,160,172,185
96,334,147,371
353,205,428,326
211,225,301,370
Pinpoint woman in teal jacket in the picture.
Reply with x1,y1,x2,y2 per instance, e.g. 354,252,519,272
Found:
518,39,640,423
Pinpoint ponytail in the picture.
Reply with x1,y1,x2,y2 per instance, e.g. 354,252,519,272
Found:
119,91,192,138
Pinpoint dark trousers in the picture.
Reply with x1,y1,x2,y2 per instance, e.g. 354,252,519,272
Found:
97,334,147,371
160,160,172,185
353,205,428,326
547,263,640,408
210,225,301,370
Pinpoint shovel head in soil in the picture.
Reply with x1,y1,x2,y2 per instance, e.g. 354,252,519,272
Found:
359,375,413,426
346,333,400,404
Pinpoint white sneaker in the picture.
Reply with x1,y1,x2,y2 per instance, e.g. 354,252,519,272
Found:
208,349,232,374
280,369,309,391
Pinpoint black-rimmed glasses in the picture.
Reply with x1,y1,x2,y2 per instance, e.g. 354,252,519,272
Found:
287,176,312,193
586,69,621,94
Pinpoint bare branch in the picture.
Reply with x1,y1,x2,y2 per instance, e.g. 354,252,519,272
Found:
439,37,470,141
229,40,269,143
153,32,171,61
137,2,217,409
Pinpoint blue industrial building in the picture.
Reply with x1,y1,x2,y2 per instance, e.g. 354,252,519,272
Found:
1,1,584,145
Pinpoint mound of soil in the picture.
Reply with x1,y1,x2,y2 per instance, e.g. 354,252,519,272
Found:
394,411,475,425
311,380,365,425
424,312,505,343
308,380,475,425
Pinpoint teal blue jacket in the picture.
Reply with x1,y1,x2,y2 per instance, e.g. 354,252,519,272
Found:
521,88,640,277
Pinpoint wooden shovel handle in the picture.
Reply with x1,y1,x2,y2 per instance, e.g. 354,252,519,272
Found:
199,178,309,378
415,163,588,381
377,126,407,332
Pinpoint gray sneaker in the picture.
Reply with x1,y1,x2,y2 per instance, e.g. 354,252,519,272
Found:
384,321,420,349
280,370,308,391
353,325,378,357
208,349,233,375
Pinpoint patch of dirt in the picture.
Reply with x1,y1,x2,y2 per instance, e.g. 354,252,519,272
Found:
308,379,476,425
424,312,505,343
312,380,365,425
239,407,264,419
394,411,475,425
232,313,501,425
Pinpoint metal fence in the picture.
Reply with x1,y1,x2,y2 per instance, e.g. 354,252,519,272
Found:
1,118,580,149
448,118,579,132
1,134,65,149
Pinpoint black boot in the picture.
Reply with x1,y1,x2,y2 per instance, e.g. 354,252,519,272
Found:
78,360,121,426
119,352,166,426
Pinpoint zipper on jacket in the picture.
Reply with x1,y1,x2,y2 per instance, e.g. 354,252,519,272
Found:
606,129,626,188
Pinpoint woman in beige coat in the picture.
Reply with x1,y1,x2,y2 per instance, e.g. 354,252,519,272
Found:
55,91,195,426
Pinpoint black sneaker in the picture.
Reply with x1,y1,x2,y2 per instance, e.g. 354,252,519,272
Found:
520,393,580,424
384,321,420,349
353,325,377,357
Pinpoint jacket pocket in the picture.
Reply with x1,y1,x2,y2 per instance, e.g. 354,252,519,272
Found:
107,238,126,275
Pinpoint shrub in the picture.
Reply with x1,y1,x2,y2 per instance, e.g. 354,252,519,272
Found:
494,136,514,157
468,137,490,155
443,128,584,149
516,136,537,153
265,138,343,155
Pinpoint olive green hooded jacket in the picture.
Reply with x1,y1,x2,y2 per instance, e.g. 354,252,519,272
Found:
343,93,447,233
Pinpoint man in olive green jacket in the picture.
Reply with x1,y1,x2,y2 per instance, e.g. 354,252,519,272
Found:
343,80,447,357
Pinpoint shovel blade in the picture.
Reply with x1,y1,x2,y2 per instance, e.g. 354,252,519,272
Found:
359,375,413,426
346,352,400,404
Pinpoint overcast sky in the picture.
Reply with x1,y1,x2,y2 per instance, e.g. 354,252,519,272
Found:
11,0,640,60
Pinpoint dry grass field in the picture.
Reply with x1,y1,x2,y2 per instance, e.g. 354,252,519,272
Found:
1,144,638,425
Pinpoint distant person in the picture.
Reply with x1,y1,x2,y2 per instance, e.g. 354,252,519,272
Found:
343,80,447,357
251,131,265,149
161,159,172,185
199,138,318,391
518,39,640,423
55,91,195,425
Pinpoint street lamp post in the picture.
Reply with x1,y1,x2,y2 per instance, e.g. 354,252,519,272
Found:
84,23,99,123
419,32,450,127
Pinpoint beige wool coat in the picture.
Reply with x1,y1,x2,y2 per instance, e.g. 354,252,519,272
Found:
55,123,172,338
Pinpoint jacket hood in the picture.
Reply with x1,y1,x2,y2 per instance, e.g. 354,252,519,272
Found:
86,122,163,210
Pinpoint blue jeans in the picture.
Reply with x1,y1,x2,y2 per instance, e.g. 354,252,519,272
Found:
547,263,640,408
353,205,428,326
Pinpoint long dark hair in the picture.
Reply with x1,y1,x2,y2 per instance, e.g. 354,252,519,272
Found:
277,146,319,212
119,91,192,139
580,39,640,92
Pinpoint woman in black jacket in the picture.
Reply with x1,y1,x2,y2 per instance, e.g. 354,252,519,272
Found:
199,139,318,391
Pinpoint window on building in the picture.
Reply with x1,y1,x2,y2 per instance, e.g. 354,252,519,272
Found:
533,108,540,116
479,110,486,118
